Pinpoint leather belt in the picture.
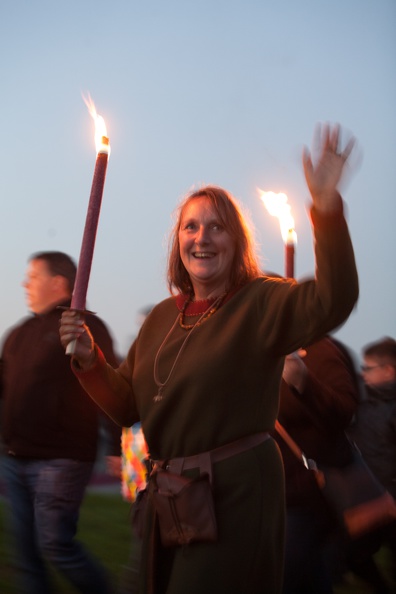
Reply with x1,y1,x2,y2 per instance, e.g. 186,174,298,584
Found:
151,432,270,482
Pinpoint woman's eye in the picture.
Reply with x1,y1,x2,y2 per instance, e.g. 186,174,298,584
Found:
211,223,223,231
183,222,196,230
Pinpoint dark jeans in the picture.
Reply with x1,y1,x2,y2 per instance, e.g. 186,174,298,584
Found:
282,505,334,594
1,455,112,594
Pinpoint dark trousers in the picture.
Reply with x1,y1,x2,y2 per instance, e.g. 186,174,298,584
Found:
1,455,112,594
282,505,334,594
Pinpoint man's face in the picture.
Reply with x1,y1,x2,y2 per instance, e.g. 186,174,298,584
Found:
23,259,60,314
361,356,395,388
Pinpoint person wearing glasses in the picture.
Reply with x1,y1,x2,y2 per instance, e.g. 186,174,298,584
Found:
347,337,396,593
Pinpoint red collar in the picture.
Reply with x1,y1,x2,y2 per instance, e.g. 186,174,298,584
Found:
175,287,241,316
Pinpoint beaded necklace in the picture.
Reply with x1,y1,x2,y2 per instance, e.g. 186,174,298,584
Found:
179,291,227,329
153,292,227,402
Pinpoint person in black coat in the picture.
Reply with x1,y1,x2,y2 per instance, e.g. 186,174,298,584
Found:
274,336,359,594
346,337,396,594
0,251,120,594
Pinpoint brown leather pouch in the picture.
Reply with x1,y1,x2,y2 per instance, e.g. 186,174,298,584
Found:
150,468,217,547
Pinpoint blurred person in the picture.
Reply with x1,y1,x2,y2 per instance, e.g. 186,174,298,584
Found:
59,123,359,594
116,423,149,594
274,336,360,593
353,337,396,498
106,420,148,594
346,337,396,593
0,251,120,594
118,306,155,504
105,305,153,594
118,306,153,504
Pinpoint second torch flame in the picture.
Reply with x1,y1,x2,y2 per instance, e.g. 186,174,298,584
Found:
259,190,297,279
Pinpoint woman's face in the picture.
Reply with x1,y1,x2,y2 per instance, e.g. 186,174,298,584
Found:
178,196,236,299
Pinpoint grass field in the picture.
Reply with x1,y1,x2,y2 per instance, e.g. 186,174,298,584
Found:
0,491,394,593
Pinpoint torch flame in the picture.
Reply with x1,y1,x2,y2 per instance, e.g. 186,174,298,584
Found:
82,92,110,155
259,190,297,244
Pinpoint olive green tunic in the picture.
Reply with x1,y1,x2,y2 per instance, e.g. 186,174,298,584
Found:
75,205,358,593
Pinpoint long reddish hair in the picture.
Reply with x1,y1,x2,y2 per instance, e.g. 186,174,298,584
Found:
167,185,262,295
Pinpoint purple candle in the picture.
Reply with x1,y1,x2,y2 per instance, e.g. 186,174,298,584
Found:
71,137,109,310
66,97,110,355
71,95,111,311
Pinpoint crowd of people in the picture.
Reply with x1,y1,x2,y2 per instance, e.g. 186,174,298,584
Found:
0,123,395,594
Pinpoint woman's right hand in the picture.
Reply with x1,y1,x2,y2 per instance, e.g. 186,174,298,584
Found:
59,310,96,369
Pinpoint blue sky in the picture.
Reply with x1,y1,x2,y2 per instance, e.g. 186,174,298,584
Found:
0,0,395,358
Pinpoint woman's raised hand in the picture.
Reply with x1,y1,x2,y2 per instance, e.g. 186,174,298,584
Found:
303,123,355,213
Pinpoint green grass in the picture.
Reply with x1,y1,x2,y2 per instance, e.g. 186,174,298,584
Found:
1,492,394,593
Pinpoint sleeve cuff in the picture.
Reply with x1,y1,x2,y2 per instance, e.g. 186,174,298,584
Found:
71,346,105,376
310,193,345,229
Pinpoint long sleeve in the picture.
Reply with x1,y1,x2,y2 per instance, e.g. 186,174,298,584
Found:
71,200,358,459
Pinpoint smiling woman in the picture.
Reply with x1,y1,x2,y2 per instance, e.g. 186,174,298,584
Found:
177,197,236,301
59,124,359,594
169,185,260,300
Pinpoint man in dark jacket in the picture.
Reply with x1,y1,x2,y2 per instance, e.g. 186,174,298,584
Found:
351,337,396,497
347,337,396,593
0,251,120,594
